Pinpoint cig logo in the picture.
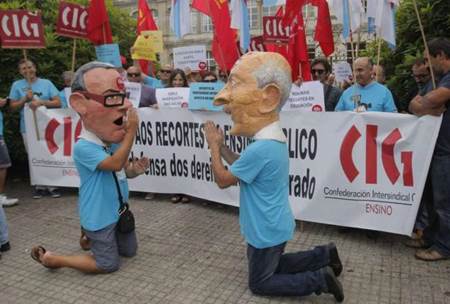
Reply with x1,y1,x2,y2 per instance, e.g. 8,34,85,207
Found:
340,124,413,187
45,116,82,156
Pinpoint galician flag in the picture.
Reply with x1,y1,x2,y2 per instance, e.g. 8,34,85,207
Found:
170,0,191,39
373,0,398,48
230,0,250,52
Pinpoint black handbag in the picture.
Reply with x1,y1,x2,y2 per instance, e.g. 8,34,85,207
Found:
112,171,135,233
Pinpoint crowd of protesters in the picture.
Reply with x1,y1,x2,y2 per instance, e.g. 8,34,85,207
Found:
1,38,449,266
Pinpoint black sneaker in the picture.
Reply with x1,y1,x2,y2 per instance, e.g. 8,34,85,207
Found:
323,266,344,302
32,188,46,199
48,189,61,198
0,242,11,252
328,243,343,277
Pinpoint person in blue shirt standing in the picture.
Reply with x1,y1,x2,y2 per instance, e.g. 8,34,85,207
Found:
8,59,62,199
204,52,344,302
30,62,149,273
58,71,74,109
335,57,397,113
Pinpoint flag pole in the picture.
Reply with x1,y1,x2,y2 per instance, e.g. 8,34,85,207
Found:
71,39,77,73
346,1,356,67
412,0,436,89
22,49,28,61
376,38,382,82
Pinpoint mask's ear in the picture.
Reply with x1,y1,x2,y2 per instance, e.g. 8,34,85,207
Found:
70,92,87,115
259,84,281,114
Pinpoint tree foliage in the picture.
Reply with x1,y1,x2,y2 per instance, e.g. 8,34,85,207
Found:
364,0,450,106
0,0,136,162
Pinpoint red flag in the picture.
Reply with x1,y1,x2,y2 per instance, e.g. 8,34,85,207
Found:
137,0,158,33
283,0,306,26
310,0,334,56
194,0,239,71
192,0,210,16
265,7,288,58
86,0,113,45
136,0,158,75
287,13,311,81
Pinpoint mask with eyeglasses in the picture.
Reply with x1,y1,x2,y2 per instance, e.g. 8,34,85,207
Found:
79,90,130,107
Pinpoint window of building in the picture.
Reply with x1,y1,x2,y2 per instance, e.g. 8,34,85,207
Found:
248,0,258,29
206,51,216,70
262,5,278,17
152,9,159,28
201,15,213,32
191,11,198,33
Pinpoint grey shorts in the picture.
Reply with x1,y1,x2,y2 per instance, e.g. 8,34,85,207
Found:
0,136,11,169
83,222,137,273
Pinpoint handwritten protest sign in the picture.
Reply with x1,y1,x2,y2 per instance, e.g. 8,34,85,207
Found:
333,61,353,83
131,35,156,61
282,81,325,112
188,82,224,111
140,30,163,53
156,88,190,108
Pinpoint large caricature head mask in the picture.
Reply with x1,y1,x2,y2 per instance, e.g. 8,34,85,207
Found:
69,62,132,144
214,52,292,137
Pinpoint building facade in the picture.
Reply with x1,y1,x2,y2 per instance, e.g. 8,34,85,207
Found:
113,0,369,70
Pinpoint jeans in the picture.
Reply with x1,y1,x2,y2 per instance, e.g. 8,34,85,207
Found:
0,205,8,245
423,155,450,256
415,173,431,230
247,242,328,296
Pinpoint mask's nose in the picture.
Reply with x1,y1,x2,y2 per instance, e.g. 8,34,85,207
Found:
214,85,231,107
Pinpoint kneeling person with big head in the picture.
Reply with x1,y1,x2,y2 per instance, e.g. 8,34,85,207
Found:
204,52,344,302
30,62,149,273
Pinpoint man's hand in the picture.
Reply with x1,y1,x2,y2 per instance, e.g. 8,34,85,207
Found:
150,104,159,109
204,121,224,150
293,76,303,87
127,156,150,178
25,89,33,101
29,99,42,110
126,108,139,134
0,98,6,108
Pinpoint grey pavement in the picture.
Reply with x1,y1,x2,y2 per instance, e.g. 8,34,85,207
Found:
1,180,450,304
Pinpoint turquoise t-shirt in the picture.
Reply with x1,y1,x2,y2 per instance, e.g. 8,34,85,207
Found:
58,89,69,108
74,139,129,231
230,140,295,249
8,78,59,133
335,81,397,112
143,75,164,89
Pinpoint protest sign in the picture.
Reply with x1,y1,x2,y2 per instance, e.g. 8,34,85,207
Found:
140,30,163,53
173,45,207,71
131,35,156,61
0,10,45,48
95,43,122,67
282,81,325,112
188,82,224,111
25,108,441,236
333,61,353,83
156,88,190,108
56,1,88,39
125,82,142,108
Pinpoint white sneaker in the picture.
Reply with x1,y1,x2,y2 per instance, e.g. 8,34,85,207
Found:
0,195,18,207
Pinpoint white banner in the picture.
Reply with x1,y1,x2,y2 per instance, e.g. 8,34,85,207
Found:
282,81,325,112
156,88,190,108
25,107,442,235
173,45,207,71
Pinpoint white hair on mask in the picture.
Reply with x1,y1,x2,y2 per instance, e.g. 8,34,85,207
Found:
251,59,292,111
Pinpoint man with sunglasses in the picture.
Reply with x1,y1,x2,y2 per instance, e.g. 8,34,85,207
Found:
142,64,172,89
30,62,149,273
126,66,157,108
310,58,342,111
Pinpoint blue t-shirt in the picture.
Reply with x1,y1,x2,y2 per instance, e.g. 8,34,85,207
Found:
74,139,129,231
335,81,397,112
143,75,164,89
230,140,295,249
58,89,69,108
8,78,59,133
433,72,450,156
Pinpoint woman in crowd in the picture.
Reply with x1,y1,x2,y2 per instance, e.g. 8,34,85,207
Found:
167,69,190,204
